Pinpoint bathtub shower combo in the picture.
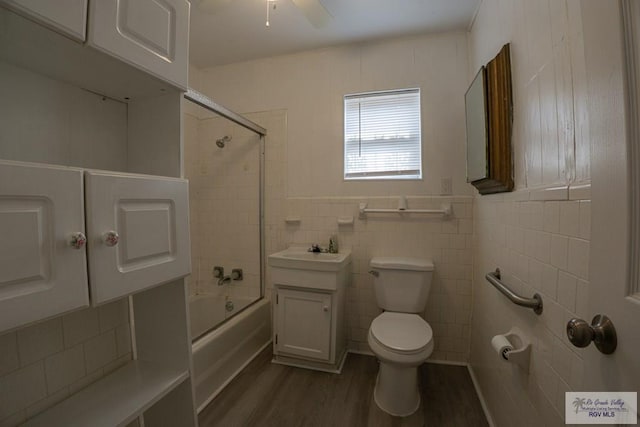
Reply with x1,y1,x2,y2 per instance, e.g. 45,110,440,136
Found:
183,90,270,412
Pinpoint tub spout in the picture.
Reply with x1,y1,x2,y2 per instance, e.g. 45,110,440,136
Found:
218,275,232,286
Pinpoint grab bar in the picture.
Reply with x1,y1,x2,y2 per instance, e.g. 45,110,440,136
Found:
485,268,543,315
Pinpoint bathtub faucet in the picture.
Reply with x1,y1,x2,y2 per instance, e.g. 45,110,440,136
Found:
218,275,232,286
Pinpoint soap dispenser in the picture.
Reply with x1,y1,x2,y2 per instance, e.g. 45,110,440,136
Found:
329,235,339,253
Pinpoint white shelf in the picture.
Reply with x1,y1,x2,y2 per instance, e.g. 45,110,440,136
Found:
24,361,189,427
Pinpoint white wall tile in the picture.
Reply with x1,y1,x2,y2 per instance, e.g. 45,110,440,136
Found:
557,271,577,312
549,235,569,270
0,409,26,427
25,386,69,420
0,362,46,420
559,201,580,237
17,319,64,367
578,200,591,239
83,331,117,374
44,345,85,394
567,238,589,280
98,298,129,333
116,324,132,358
0,333,19,377
62,308,99,348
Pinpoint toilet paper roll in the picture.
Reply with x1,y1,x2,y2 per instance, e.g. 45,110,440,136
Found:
491,334,513,360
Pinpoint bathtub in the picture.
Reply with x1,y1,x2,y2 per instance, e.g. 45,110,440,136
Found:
190,294,257,340
191,296,271,412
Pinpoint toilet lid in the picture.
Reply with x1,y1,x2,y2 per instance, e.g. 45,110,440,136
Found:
370,312,432,354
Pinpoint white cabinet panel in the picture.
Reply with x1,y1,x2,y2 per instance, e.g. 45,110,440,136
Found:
88,0,190,90
85,171,190,304
276,288,331,361
0,161,88,332
0,0,87,41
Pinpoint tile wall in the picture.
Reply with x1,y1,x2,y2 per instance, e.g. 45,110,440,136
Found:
0,299,132,426
270,196,474,359
472,195,590,426
468,0,592,425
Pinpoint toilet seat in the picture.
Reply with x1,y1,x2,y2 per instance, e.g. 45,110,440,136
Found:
370,312,432,354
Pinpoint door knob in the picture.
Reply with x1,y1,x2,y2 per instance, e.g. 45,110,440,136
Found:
566,314,617,354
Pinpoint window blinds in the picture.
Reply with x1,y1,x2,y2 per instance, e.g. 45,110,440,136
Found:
344,88,422,179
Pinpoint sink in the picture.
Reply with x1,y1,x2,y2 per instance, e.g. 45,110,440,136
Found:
268,247,351,272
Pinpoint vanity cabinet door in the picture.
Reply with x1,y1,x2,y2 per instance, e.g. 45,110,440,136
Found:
87,0,190,90
85,171,190,305
275,288,332,361
0,0,87,41
0,161,89,333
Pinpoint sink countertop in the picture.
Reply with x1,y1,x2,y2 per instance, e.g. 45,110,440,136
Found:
268,247,352,272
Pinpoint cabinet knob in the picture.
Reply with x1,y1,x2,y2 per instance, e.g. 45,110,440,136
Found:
323,306,329,312
68,232,87,250
103,231,119,247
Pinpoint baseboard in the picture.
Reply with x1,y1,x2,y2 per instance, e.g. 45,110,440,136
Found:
466,364,495,427
425,358,468,367
346,348,374,357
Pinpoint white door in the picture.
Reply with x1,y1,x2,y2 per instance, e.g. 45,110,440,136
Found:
0,161,89,332
574,0,640,397
0,0,87,41
87,0,190,89
85,170,191,305
276,288,332,361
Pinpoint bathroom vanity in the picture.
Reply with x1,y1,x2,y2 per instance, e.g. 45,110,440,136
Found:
268,247,351,373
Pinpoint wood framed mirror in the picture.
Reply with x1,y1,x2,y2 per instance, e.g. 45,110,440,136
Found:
465,43,514,194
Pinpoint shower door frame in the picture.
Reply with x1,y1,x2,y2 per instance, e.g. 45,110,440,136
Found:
183,88,267,306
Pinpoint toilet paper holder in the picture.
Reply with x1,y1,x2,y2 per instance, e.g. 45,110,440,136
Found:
491,327,531,372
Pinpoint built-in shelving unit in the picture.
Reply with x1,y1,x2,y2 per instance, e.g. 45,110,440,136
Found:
0,2,197,425
24,362,189,427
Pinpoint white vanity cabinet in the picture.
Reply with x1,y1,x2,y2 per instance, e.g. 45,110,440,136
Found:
0,0,87,41
269,248,351,373
0,0,190,89
275,288,332,361
0,161,89,332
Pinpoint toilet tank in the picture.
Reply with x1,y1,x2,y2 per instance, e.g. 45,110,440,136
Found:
370,257,434,313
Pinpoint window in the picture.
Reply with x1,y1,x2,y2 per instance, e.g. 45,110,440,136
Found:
344,88,422,180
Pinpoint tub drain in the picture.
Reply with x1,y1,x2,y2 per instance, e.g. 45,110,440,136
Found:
225,300,234,312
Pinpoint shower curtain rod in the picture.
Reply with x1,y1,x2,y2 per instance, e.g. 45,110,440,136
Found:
183,89,267,136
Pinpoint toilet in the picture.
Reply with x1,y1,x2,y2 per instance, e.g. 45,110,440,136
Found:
367,257,434,417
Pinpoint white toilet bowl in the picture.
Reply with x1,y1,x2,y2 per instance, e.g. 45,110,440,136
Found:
367,311,434,417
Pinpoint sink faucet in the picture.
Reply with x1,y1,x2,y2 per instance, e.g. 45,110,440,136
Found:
308,243,324,253
308,236,339,254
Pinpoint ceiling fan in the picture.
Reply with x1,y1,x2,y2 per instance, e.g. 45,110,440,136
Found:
195,0,332,29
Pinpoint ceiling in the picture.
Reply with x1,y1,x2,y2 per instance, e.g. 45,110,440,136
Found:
189,0,480,68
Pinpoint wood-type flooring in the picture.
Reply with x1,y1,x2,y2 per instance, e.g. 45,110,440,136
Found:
199,348,489,427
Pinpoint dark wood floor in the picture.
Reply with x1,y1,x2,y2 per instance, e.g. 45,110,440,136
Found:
199,348,488,427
